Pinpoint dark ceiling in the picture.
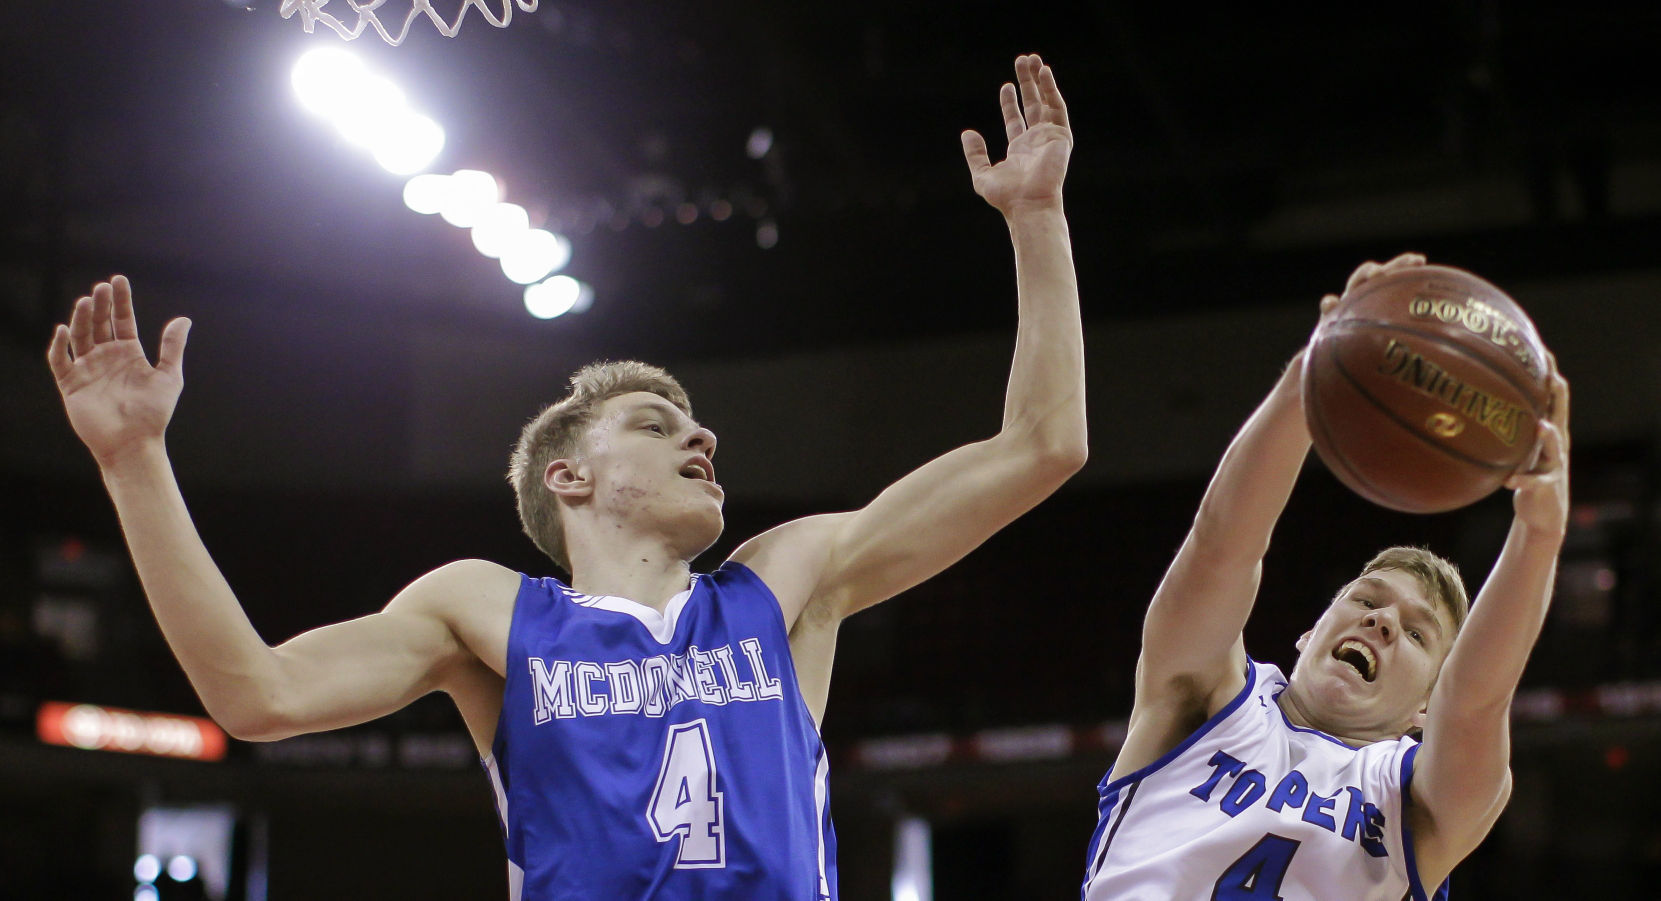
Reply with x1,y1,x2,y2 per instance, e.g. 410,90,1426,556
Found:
3,1,1659,363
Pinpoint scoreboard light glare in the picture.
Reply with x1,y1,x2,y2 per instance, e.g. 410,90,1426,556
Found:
36,701,228,762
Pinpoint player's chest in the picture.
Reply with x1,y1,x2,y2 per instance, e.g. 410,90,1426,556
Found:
1155,738,1395,860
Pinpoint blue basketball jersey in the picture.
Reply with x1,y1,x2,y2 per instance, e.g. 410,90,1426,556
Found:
484,563,838,900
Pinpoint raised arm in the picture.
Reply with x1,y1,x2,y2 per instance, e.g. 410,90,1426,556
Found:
1117,255,1426,773
1410,368,1569,884
46,277,510,743
730,54,1085,631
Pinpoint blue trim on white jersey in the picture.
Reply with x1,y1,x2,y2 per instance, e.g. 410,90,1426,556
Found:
1081,658,1260,898
1097,658,1261,797
1269,687,1369,751
1398,743,1452,901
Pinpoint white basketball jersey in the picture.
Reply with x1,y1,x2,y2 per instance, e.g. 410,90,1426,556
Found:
1082,659,1449,901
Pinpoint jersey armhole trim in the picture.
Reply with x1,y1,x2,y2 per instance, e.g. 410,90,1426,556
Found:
1399,742,1450,901
714,562,830,743
482,572,534,768
1098,657,1260,796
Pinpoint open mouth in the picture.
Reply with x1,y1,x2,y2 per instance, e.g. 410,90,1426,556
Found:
679,462,711,481
1332,639,1377,683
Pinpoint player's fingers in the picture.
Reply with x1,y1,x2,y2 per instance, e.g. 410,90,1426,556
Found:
1017,55,1043,130
1344,261,1382,295
46,324,73,382
1548,370,1570,435
68,296,96,358
91,281,114,344
1532,420,1564,472
1000,82,1024,144
1319,293,1341,315
1378,252,1427,272
111,275,139,341
156,317,191,377
1037,63,1069,129
961,130,992,177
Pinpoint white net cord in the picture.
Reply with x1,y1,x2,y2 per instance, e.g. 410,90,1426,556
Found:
280,0,540,46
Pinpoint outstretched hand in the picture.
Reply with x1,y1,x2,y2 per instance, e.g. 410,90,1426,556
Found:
1289,252,1429,386
1508,361,1571,538
46,276,191,468
962,54,1072,216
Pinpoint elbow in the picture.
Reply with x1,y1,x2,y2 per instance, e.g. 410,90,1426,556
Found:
1028,433,1089,481
208,688,300,743
218,715,293,744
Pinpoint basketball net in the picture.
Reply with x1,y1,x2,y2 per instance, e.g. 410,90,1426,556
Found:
280,0,539,46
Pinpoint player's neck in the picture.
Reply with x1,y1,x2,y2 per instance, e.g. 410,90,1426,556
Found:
565,534,696,614
1275,687,1383,748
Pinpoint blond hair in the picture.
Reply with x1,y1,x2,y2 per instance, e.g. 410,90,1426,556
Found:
508,361,692,573
1358,546,1470,636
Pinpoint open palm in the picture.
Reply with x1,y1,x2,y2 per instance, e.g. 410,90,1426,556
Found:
962,54,1073,215
47,276,191,467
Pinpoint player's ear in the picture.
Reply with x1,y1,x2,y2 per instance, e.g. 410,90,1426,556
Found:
1295,630,1314,653
545,457,593,499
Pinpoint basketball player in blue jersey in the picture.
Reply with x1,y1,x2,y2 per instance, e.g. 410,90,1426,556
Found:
47,54,1083,900
1081,253,1571,901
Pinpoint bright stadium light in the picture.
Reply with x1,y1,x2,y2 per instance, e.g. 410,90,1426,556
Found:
134,854,161,884
371,113,445,175
470,202,531,258
524,275,592,320
167,855,198,882
437,169,501,228
134,887,159,901
290,47,366,120
292,49,445,177
499,229,572,284
333,73,410,147
402,173,450,214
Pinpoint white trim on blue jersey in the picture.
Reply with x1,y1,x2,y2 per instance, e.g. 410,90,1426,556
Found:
1082,659,1450,901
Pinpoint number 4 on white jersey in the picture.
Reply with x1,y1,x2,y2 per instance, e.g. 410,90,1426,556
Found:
648,718,726,868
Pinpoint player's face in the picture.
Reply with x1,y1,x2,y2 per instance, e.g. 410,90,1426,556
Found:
1287,568,1455,740
577,392,724,554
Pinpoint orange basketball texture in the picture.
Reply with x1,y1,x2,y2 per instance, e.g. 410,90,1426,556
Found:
1301,265,1553,513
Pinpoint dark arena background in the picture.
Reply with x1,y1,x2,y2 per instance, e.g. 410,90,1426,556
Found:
4,2,1661,898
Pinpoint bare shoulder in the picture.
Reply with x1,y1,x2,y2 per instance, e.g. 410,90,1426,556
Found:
389,559,521,615
388,558,521,676
727,512,855,625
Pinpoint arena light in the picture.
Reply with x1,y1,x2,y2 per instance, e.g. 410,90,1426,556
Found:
134,887,159,901
331,73,409,145
470,202,531,258
524,275,592,320
37,701,228,762
134,854,161,884
499,229,572,284
291,48,444,176
402,173,451,215
168,856,198,882
438,169,501,228
891,817,932,901
290,47,366,120
369,112,446,175
746,126,774,160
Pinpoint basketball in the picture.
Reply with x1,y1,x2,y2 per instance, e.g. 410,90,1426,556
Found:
1301,264,1553,514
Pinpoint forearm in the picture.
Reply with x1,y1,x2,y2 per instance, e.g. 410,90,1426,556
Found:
1188,362,1310,563
100,444,284,730
1000,206,1087,465
1437,517,1562,715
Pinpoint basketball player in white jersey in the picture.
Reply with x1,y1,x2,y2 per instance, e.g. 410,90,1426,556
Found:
48,56,1083,898
1082,253,1570,901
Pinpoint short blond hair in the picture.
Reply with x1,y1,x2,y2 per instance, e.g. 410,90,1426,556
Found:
508,361,692,573
1357,546,1470,636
